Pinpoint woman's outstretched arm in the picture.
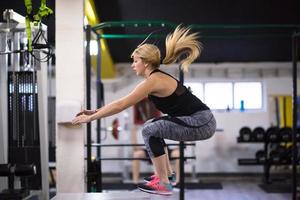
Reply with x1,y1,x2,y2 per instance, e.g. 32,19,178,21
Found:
72,78,154,124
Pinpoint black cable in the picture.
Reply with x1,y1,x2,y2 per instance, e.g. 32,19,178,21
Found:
29,27,54,63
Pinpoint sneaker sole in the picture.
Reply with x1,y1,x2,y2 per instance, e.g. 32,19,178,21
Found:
138,186,173,196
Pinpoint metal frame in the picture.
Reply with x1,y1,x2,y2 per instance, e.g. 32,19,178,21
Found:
292,32,300,200
85,25,92,192
89,143,196,147
0,25,8,192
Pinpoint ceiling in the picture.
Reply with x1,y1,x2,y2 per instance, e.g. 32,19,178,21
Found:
94,0,300,63
1,0,300,63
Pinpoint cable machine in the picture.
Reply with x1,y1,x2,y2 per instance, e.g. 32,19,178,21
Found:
0,9,52,200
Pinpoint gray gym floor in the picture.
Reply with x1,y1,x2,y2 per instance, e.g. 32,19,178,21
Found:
52,181,291,200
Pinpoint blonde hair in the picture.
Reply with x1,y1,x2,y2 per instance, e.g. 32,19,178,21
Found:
163,25,202,72
131,44,161,68
131,25,202,72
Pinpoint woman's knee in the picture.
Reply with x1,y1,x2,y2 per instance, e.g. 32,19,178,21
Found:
141,126,159,142
148,136,165,157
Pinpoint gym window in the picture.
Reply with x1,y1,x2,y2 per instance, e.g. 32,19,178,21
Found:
204,82,233,110
233,82,262,109
184,82,203,100
185,81,263,110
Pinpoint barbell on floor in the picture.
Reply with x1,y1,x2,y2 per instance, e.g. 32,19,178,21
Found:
86,156,196,161
88,143,196,147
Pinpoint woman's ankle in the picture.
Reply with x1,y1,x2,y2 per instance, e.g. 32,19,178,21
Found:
160,177,170,184
168,172,175,177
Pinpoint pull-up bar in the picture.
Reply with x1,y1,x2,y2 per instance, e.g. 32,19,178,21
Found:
93,20,300,31
92,20,176,31
92,20,300,39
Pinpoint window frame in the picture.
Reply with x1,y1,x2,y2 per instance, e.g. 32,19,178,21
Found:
185,80,264,111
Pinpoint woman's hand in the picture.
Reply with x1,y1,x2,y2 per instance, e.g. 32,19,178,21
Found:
72,114,92,125
75,109,96,117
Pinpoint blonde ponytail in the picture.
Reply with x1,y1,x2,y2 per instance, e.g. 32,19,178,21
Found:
163,25,202,72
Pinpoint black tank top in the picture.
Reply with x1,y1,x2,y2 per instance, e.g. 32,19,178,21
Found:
148,69,209,117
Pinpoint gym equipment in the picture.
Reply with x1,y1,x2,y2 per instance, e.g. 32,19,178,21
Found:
0,10,50,200
90,142,196,147
266,127,281,142
252,127,265,141
14,164,36,177
24,0,53,53
0,163,37,200
297,128,300,141
279,127,292,142
269,145,291,164
97,156,196,161
281,146,292,164
255,150,266,163
238,125,295,186
2,9,53,62
0,164,12,177
269,146,284,163
239,127,252,141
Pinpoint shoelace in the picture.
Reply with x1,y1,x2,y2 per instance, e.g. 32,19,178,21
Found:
147,174,176,185
150,174,157,179
147,176,160,186
148,181,168,191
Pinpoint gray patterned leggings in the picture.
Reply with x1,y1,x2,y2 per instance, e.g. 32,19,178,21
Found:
142,110,216,158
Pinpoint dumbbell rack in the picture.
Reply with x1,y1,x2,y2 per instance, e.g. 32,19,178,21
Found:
237,136,271,184
237,131,298,185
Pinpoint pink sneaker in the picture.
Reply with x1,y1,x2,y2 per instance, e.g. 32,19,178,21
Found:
144,173,177,186
138,181,173,195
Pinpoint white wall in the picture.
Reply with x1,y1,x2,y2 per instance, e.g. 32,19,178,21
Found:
55,0,85,192
90,62,297,173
